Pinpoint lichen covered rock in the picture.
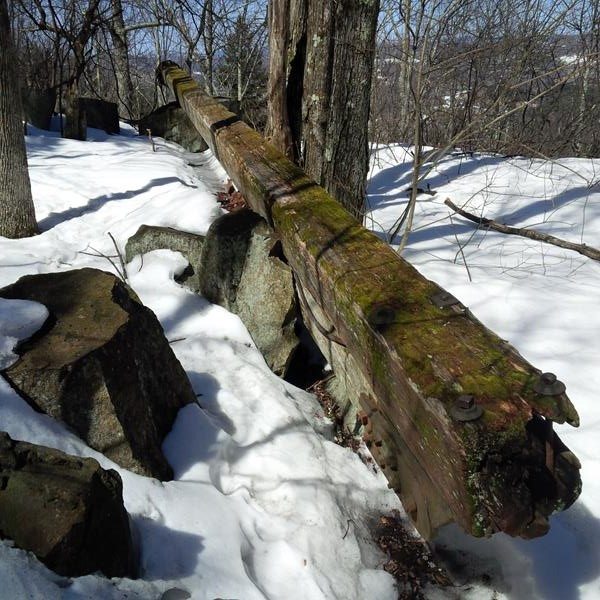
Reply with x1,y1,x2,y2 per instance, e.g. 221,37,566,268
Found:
199,210,299,375
125,225,205,292
0,268,196,480
0,431,136,577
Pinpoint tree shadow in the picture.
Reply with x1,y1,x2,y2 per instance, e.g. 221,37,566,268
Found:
186,371,235,436
512,502,600,600
132,515,205,580
495,184,598,226
367,154,502,203
39,178,197,231
156,293,213,337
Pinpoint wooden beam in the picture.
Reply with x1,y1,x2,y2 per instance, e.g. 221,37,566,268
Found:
158,62,581,539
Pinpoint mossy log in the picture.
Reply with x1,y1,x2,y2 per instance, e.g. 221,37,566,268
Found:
158,61,582,540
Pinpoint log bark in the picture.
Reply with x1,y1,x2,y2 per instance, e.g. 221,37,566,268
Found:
158,62,582,540
445,198,600,262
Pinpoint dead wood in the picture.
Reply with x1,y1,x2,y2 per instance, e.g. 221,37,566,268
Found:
445,198,600,261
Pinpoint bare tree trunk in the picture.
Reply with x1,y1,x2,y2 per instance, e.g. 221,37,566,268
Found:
109,0,135,119
64,77,86,140
267,0,379,219
203,0,214,95
303,0,379,220
0,0,37,238
265,0,305,160
397,0,412,140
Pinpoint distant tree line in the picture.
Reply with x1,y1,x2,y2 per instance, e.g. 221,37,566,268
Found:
11,0,599,157
4,0,600,240
11,0,268,134
372,0,600,159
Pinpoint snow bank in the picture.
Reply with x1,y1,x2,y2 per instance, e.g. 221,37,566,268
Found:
368,145,600,599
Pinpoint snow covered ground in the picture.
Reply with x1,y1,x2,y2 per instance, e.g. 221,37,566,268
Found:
0,124,599,599
367,145,600,600
0,124,403,600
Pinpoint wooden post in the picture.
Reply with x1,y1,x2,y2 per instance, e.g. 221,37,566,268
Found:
158,62,581,540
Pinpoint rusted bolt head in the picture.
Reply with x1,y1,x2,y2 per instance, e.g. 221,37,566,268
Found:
450,395,483,422
457,394,474,409
533,372,566,396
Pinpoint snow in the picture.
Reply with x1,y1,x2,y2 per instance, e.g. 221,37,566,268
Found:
0,124,400,600
2,122,600,599
0,298,48,369
367,145,600,599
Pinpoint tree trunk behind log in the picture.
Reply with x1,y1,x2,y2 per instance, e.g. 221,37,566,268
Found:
64,78,86,141
266,0,378,219
265,0,305,161
0,0,38,238
303,0,379,221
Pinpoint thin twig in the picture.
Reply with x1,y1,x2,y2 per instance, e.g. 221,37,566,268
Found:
342,519,356,540
79,246,126,281
449,215,473,282
108,232,128,282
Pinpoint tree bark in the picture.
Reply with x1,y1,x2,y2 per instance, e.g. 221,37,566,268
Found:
0,0,38,238
303,0,379,221
109,0,135,120
265,0,305,160
64,76,86,141
266,0,378,219
203,0,214,95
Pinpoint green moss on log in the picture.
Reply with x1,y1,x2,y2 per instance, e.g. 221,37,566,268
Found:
158,62,581,539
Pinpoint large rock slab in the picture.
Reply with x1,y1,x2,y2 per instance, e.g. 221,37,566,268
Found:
199,210,264,309
21,87,56,130
139,102,208,153
0,268,196,480
200,210,299,375
125,225,205,292
234,219,299,376
0,431,136,577
81,98,119,134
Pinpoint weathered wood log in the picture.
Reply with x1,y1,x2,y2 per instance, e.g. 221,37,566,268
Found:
158,62,582,540
445,197,600,262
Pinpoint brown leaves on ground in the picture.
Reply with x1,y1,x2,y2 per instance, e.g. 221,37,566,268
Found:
307,378,452,598
308,378,361,452
217,179,247,212
376,510,452,599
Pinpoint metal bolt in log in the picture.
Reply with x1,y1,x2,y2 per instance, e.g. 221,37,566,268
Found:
534,372,566,396
157,62,582,540
450,395,483,422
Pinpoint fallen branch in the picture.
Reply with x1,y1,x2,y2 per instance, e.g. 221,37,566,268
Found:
444,198,600,262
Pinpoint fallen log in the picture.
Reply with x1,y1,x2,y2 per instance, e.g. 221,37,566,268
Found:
445,197,600,262
158,61,581,540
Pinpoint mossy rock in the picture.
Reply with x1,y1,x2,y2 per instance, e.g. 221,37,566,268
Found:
0,431,136,577
125,225,205,292
0,268,196,480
